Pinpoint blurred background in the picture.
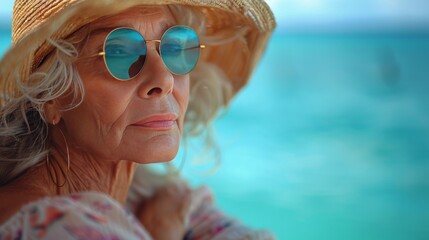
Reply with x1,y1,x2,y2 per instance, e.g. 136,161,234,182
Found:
1,1,429,239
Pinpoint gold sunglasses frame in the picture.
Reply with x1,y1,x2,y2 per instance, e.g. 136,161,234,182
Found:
80,25,205,80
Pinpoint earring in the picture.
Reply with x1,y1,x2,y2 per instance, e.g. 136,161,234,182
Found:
58,127,71,172
46,123,71,188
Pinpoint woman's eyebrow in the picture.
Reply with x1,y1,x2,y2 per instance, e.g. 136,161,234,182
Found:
159,21,173,34
89,21,174,38
89,26,126,37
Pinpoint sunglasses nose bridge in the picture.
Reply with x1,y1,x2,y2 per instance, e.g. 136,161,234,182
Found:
146,40,161,44
145,40,161,49
136,47,175,99
146,40,177,76
144,40,162,60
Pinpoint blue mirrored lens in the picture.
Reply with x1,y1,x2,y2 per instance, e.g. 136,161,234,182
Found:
104,28,147,80
160,26,200,75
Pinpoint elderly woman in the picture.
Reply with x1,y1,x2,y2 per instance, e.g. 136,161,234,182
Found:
0,0,275,239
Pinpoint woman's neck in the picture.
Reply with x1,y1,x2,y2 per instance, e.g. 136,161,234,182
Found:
39,125,139,204
46,147,137,204
0,150,137,224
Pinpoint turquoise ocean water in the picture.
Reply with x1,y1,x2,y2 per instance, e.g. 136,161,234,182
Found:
1,28,429,239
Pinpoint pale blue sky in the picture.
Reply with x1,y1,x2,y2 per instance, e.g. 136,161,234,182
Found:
267,0,429,31
1,0,429,31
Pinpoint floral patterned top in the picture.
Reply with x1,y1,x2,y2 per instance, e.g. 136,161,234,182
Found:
0,192,150,240
0,167,275,240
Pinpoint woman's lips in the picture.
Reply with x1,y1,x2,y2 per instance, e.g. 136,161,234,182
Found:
139,120,175,129
132,114,177,130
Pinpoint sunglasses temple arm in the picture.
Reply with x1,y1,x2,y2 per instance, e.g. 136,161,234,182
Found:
77,52,105,61
187,45,206,49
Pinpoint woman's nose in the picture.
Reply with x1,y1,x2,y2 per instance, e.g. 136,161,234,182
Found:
136,46,174,99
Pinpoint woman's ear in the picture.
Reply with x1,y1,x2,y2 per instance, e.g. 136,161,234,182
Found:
44,100,62,125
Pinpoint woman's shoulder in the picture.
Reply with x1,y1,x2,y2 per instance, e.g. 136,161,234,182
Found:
0,191,151,239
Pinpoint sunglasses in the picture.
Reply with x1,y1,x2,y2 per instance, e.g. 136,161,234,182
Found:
83,25,205,81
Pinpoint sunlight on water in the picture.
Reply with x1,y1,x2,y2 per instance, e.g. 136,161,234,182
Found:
1,28,428,239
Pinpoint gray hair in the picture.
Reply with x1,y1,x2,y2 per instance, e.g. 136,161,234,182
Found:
0,38,84,185
0,5,237,185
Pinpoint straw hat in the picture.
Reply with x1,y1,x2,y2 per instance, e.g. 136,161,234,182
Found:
0,0,276,105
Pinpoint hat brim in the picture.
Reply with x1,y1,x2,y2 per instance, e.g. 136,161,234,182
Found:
0,0,276,104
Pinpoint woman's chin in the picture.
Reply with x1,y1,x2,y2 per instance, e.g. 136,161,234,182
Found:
133,150,178,164
121,134,181,164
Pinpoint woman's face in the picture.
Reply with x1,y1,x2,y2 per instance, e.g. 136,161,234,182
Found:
61,6,189,163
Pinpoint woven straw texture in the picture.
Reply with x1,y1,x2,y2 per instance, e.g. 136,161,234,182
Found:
0,0,276,104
